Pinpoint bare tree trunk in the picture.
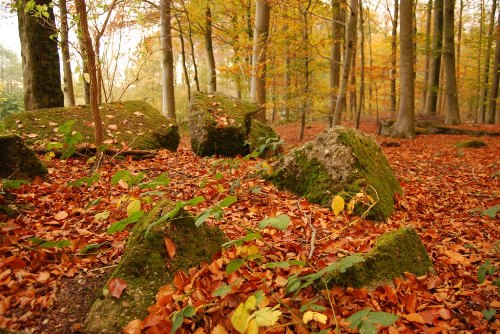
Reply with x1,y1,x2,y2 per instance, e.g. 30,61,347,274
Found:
349,30,357,119
443,0,460,124
333,0,357,126
368,8,373,118
478,0,497,123
175,13,191,101
456,0,463,87
284,52,291,121
393,0,415,137
161,0,176,120
205,4,217,93
180,0,200,92
423,0,443,115
355,0,365,129
390,0,399,116
328,0,342,128
487,5,500,124
475,0,485,122
299,0,312,140
75,0,103,147
250,0,271,122
60,0,75,106
421,0,432,113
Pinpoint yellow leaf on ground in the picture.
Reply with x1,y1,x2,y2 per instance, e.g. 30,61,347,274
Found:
231,303,251,333
303,311,328,324
331,196,345,216
401,313,425,324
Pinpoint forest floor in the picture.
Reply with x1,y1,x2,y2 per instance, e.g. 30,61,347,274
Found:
0,120,499,333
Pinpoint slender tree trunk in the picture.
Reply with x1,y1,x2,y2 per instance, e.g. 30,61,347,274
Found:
423,0,443,115
17,0,64,110
390,0,399,116
349,30,357,119
328,0,342,127
250,0,271,122
478,0,497,123
299,1,311,140
160,0,176,120
205,4,217,93
333,0,357,125
487,5,500,124
476,0,485,122
180,0,200,92
284,52,291,121
355,0,365,129
175,13,191,101
75,0,103,147
393,0,415,137
421,0,433,113
60,0,75,106
456,0,463,87
443,0,460,124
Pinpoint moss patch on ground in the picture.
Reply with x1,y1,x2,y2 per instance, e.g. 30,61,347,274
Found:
268,127,401,220
84,199,227,334
0,133,47,180
319,227,433,289
455,139,487,148
2,100,179,151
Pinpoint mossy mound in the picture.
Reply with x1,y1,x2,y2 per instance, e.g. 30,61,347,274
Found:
0,133,47,180
2,100,180,151
456,139,487,148
249,119,283,158
318,227,433,289
267,126,402,220
84,199,227,334
189,92,281,157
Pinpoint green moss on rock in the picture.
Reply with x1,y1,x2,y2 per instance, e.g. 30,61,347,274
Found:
319,227,433,289
268,127,401,220
0,133,47,180
455,139,487,148
249,119,282,158
84,199,227,334
2,100,179,151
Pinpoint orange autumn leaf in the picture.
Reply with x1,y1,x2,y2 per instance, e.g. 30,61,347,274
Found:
109,277,127,299
54,211,68,220
164,238,176,259
401,313,426,324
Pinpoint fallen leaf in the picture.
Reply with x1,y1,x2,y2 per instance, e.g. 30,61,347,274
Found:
109,277,127,299
165,238,176,259
401,313,425,324
123,319,142,334
54,211,68,221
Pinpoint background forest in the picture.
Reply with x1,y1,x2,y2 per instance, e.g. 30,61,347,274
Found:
1,0,500,130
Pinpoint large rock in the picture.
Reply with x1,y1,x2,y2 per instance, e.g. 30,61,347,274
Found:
189,92,281,157
2,100,180,151
84,199,227,334
318,227,434,289
268,126,401,220
0,133,47,180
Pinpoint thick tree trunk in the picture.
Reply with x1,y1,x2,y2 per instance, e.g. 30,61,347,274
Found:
421,0,433,113
161,0,176,120
487,6,500,124
478,0,497,123
423,0,443,115
75,0,103,147
59,0,75,106
393,0,415,138
250,0,271,122
390,0,399,116
355,0,365,129
332,0,357,126
443,0,460,124
17,0,64,111
328,0,342,128
205,5,217,93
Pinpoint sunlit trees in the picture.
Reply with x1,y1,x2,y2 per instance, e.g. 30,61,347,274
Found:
161,0,176,120
443,0,460,124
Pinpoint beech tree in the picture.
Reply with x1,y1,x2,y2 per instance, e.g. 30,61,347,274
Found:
59,0,75,106
160,0,176,120
443,0,460,124
487,4,500,124
205,3,217,93
17,0,64,110
328,0,342,127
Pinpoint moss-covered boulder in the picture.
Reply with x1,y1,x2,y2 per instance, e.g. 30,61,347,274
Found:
267,126,401,220
84,199,227,334
249,119,283,158
0,133,47,180
2,100,180,151
318,227,433,289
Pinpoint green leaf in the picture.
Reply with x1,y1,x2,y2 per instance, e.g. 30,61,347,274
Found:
199,177,208,188
68,173,100,187
483,309,496,321
482,204,500,219
106,211,144,234
212,283,232,297
85,197,101,209
29,238,71,249
347,308,372,329
126,199,142,217
226,259,245,274
214,172,224,180
367,311,398,326
2,179,29,190
79,241,109,254
478,260,494,283
138,172,170,189
265,260,306,269
46,142,64,150
195,211,211,227
61,145,76,159
359,320,377,334
111,170,132,185
250,186,262,194
218,195,237,208
185,196,205,206
58,120,75,135
258,214,291,230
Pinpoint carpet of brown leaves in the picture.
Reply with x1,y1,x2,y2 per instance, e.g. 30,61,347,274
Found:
0,121,499,333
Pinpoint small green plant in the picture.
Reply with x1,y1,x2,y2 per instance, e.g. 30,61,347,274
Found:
195,195,238,226
47,120,84,159
29,237,72,249
254,136,284,156
1,179,29,193
346,308,398,333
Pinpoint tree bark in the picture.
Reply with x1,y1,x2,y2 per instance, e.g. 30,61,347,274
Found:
390,0,399,116
17,0,64,111
487,5,500,124
74,0,103,147
299,0,312,140
478,0,497,123
205,5,217,93
420,0,433,113
179,0,200,92
328,0,342,127
59,0,75,106
392,0,415,138
160,0,176,120
443,0,460,124
423,0,443,115
355,0,365,129
456,0,463,87
250,0,271,122
476,0,485,122
332,0,357,126
175,12,191,101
